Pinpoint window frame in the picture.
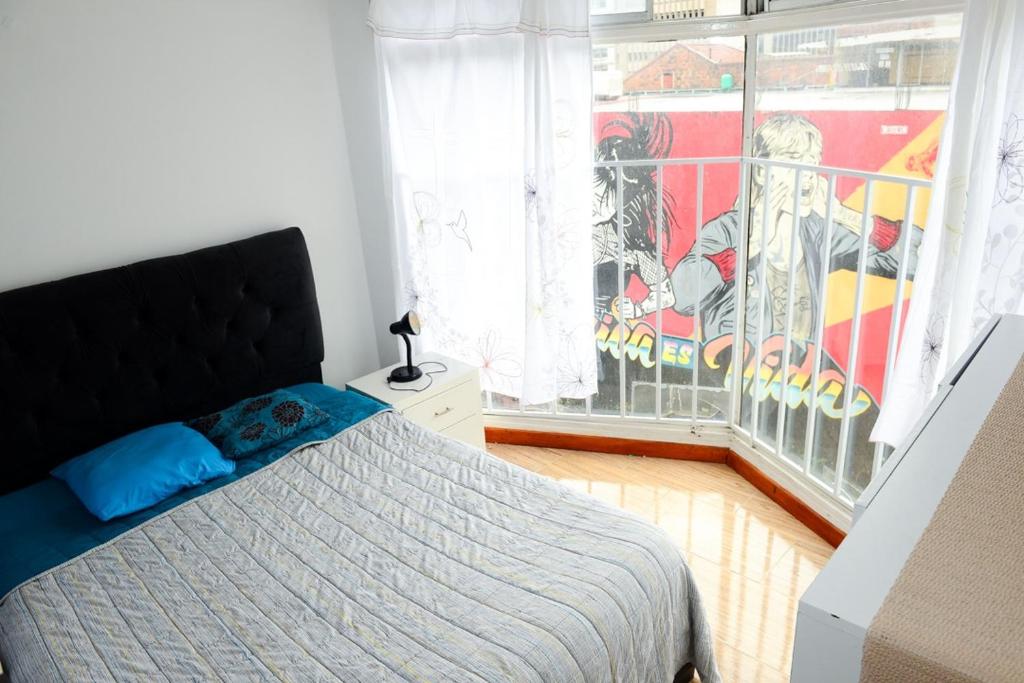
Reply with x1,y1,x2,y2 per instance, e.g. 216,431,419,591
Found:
590,0,653,27
590,0,963,155
591,0,963,41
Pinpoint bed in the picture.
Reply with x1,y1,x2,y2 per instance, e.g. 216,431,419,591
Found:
0,228,719,682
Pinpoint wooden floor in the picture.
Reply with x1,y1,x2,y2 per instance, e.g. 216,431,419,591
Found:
487,443,835,683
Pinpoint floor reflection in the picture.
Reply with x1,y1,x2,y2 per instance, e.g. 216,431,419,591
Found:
487,444,835,683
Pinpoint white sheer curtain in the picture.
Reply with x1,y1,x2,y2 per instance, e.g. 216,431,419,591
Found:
873,0,1024,446
370,0,596,405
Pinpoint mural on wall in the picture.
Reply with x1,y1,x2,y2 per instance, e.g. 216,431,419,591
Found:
592,108,941,492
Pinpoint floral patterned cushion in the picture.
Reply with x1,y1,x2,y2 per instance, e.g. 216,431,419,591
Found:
186,390,330,459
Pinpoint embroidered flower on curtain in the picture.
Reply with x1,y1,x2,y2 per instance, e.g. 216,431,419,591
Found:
475,329,522,395
412,192,445,248
525,174,539,217
553,99,578,169
402,278,436,319
553,210,583,266
997,113,1024,205
919,313,945,386
976,220,1024,332
558,331,598,396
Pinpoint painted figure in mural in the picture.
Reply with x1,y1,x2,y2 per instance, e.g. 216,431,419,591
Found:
592,113,677,320
669,113,923,345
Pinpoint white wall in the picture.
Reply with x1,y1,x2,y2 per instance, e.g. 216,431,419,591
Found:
0,0,381,385
328,0,401,366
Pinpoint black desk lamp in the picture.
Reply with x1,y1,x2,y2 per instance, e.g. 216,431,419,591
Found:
388,310,423,383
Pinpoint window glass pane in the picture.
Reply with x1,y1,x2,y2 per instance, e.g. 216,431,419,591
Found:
489,392,520,411
653,0,743,20
592,0,743,19
593,38,744,420
749,14,960,492
591,0,646,16
557,397,588,414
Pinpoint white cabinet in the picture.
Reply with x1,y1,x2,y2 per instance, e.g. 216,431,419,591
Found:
791,315,1022,683
346,352,486,449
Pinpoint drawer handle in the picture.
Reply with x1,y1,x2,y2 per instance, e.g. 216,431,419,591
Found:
434,406,453,417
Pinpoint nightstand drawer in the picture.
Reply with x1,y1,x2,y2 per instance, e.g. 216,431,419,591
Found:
442,413,486,449
402,377,479,431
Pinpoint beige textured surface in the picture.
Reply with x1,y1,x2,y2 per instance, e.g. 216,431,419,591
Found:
860,356,1024,682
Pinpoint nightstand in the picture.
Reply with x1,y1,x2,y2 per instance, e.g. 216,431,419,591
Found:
346,352,486,449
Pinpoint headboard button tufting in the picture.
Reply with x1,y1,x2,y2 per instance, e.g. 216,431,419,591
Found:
0,227,324,494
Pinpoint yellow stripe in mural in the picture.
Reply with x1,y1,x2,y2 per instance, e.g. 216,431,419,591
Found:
824,271,913,327
821,114,941,325
843,114,944,227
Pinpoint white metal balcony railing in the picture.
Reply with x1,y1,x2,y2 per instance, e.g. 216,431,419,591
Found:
653,0,705,21
485,156,931,514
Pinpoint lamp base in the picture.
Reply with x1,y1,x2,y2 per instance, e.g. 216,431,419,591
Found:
388,364,423,384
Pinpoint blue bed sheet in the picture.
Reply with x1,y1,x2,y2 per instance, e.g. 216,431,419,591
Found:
0,383,385,597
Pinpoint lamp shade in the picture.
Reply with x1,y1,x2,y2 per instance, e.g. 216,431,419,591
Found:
387,310,423,383
389,310,420,336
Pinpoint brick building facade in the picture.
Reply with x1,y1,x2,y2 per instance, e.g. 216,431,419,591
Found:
621,31,958,95
623,43,746,93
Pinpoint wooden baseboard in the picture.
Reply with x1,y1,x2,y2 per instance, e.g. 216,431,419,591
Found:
725,452,846,548
485,427,845,548
484,427,730,463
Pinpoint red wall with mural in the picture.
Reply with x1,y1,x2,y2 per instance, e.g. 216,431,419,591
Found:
594,108,942,402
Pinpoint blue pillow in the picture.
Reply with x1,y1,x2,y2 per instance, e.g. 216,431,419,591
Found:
186,390,331,459
51,423,235,522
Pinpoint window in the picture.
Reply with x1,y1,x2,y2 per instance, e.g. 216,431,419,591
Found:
487,0,964,516
748,14,960,499
589,38,744,420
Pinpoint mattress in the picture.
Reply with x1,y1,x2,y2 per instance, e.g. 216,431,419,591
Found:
0,408,719,682
0,382,385,598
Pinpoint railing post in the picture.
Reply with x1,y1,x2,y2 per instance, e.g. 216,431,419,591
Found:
730,161,752,432
834,179,875,498
656,164,665,421
803,174,837,479
775,169,803,461
692,162,704,427
872,184,918,475
749,162,773,448
617,167,627,418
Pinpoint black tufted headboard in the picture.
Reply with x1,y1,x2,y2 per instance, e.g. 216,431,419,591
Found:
0,227,325,494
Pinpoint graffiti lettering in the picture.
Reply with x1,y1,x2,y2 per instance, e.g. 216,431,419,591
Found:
595,314,663,368
723,334,874,419
597,326,875,419
660,336,694,370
